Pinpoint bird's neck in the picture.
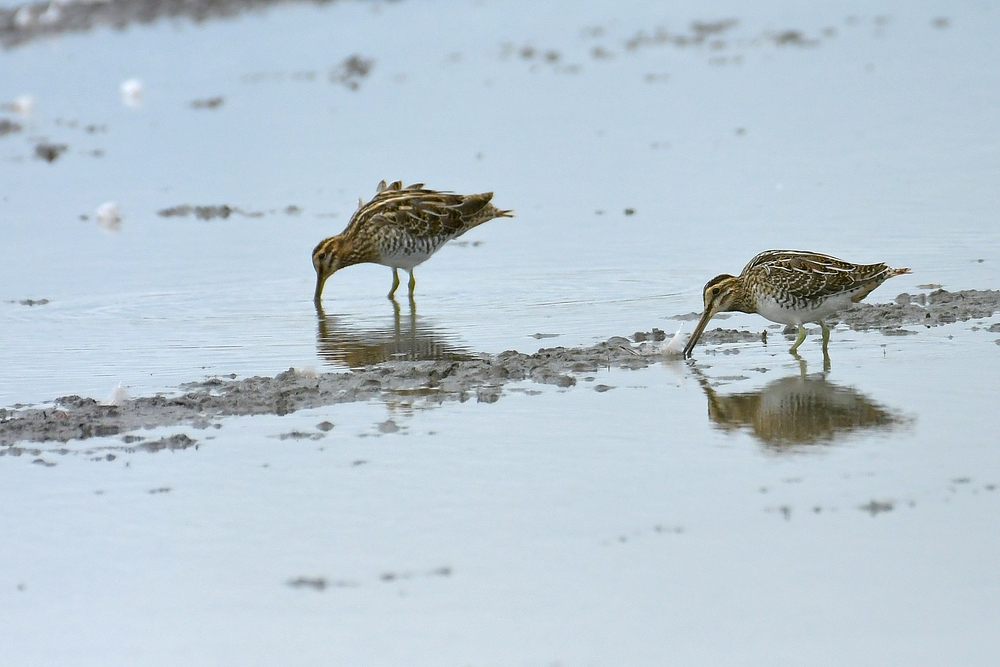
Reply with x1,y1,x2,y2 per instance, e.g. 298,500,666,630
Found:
730,281,758,314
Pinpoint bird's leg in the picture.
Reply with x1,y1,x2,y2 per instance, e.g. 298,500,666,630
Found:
388,268,400,300
820,321,831,352
407,269,416,297
789,324,808,354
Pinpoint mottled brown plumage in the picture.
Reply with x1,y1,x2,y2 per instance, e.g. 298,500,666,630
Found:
684,250,911,357
313,180,512,302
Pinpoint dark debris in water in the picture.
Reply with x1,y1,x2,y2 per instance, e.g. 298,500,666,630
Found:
190,96,224,109
860,499,894,516
0,118,20,136
287,577,333,591
157,204,263,220
276,430,324,441
34,142,67,163
330,54,374,90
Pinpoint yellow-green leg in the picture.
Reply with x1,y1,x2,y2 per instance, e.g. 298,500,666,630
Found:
789,324,807,354
388,268,400,299
407,269,416,297
820,321,831,352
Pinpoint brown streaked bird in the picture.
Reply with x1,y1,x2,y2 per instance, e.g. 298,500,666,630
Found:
312,180,512,303
683,250,911,358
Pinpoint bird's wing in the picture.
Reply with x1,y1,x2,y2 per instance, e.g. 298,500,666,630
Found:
750,252,893,299
363,186,491,238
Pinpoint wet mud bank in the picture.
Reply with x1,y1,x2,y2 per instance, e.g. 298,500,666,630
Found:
832,288,1000,330
2,289,998,447
0,0,338,49
0,340,655,447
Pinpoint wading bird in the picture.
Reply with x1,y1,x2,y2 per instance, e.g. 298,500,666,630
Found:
312,180,512,303
683,250,911,358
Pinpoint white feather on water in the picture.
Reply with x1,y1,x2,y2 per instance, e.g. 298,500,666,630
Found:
103,382,129,406
96,201,122,231
120,79,143,108
2,94,35,117
636,324,685,357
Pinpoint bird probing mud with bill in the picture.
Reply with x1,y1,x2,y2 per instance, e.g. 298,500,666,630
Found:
683,250,911,358
312,180,512,304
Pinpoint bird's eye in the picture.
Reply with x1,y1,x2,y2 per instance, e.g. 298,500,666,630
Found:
711,287,720,296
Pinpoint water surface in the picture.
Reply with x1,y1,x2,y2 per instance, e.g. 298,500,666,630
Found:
1,1,999,664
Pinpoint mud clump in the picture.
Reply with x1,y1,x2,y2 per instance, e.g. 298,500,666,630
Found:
831,289,1000,331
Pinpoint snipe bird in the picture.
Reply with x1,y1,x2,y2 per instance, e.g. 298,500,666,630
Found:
312,180,512,303
683,250,911,357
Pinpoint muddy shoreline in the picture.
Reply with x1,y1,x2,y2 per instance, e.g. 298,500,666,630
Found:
0,0,340,49
2,289,998,448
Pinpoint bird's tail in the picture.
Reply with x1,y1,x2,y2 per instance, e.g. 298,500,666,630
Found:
891,267,913,276
458,192,513,228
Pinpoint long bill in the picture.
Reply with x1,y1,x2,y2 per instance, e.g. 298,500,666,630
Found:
682,307,717,358
314,272,329,304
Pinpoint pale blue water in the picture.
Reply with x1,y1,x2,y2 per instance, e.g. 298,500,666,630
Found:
1,1,999,665
2,0,998,403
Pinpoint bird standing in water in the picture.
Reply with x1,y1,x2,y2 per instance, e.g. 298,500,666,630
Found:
312,180,512,303
683,250,911,357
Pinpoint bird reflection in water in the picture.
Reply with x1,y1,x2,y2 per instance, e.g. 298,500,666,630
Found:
315,298,473,368
691,363,908,449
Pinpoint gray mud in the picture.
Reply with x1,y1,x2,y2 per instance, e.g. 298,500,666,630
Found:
0,341,649,447
2,289,998,447
831,289,1000,329
0,0,338,49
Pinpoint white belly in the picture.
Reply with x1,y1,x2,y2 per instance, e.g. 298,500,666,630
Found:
380,248,436,270
756,293,855,326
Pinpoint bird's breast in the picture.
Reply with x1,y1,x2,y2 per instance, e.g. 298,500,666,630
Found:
755,292,855,325
377,235,445,269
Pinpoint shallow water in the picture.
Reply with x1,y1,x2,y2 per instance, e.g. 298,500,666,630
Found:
3,0,999,402
2,0,1000,664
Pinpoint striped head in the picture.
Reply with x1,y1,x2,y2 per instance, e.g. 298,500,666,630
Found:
683,274,744,358
312,236,345,304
